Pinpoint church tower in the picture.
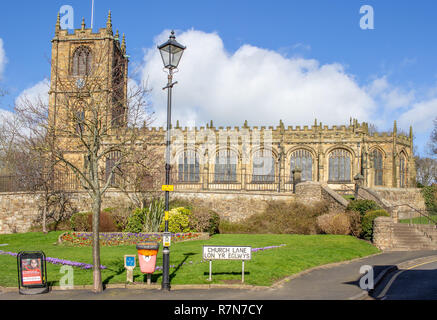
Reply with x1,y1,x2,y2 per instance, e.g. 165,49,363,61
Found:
48,11,129,132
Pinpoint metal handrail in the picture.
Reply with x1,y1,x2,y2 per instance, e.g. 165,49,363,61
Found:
390,203,437,227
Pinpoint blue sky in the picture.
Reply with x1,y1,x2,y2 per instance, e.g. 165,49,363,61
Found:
0,0,436,156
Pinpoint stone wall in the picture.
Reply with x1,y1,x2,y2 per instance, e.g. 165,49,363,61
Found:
0,190,300,234
0,191,134,234
169,191,296,222
295,181,349,211
373,216,394,250
362,187,426,220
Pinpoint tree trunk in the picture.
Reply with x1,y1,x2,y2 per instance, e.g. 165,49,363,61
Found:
92,193,103,293
42,202,47,234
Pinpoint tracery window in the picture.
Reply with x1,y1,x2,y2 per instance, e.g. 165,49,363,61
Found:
214,149,237,182
105,151,121,186
252,149,275,183
328,149,351,182
290,149,313,182
372,149,383,186
399,154,407,188
177,150,200,182
72,46,92,76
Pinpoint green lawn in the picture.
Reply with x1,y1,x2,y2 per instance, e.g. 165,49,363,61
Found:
399,215,437,225
0,232,379,287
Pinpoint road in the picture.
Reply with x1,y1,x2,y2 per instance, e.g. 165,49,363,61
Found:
370,258,437,300
2,250,437,300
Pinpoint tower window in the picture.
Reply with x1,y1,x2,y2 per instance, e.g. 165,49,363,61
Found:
72,46,92,76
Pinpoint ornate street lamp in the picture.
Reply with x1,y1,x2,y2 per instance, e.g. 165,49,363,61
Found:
158,30,186,291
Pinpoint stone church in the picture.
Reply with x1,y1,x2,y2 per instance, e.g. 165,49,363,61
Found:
48,12,416,195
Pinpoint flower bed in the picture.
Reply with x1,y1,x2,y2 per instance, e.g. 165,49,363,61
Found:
58,232,209,247
0,250,106,270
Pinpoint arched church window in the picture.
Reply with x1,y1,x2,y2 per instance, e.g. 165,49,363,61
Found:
252,149,275,183
105,151,121,186
215,149,238,182
328,149,351,182
72,46,92,76
372,149,383,186
399,154,407,188
290,149,313,182
177,150,200,182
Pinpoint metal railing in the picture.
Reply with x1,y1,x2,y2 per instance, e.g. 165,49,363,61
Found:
393,203,437,227
0,171,300,193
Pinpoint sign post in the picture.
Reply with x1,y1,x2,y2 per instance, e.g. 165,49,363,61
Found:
202,246,252,283
17,251,49,295
124,255,136,283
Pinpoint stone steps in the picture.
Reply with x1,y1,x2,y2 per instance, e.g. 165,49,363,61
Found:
389,223,437,250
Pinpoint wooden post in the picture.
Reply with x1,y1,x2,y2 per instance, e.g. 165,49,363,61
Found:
147,274,151,285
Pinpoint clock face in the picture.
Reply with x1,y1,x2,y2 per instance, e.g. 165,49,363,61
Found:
76,78,85,89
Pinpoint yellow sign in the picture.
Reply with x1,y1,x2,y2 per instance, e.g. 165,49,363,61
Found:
162,185,174,192
164,211,169,221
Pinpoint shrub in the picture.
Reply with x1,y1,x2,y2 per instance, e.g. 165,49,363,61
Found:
70,212,92,231
159,207,192,233
347,199,381,217
70,210,118,232
144,198,165,232
87,210,118,232
317,211,351,235
124,208,146,233
219,200,329,234
361,209,390,241
169,198,193,211
421,185,437,215
347,210,362,238
103,207,131,232
189,207,221,235
123,198,165,233
208,211,221,235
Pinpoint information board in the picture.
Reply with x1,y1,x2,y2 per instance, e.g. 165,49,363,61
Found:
17,251,49,295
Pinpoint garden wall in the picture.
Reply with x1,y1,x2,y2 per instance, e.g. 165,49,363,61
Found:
0,182,353,234
0,190,299,234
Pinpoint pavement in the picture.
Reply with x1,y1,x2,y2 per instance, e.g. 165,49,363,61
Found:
1,250,437,300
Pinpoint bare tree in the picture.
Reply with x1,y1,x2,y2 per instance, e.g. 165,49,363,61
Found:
429,117,437,156
415,157,437,186
116,142,163,210
15,39,153,293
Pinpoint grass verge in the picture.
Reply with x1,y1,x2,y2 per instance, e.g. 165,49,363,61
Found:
0,232,379,287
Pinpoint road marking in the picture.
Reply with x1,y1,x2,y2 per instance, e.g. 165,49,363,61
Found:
405,259,437,270
376,258,437,299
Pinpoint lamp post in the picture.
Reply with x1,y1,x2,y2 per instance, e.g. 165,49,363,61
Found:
158,30,186,291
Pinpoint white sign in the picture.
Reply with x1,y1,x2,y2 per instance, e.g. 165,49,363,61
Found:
203,246,252,261
163,233,171,247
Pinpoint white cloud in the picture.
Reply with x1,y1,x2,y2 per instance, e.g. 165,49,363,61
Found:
15,79,50,107
0,38,6,80
367,76,415,111
398,98,437,134
141,29,377,128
